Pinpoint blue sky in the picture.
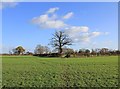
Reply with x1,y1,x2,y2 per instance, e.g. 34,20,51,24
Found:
1,2,118,53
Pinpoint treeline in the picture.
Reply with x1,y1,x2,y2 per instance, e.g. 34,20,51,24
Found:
2,45,120,58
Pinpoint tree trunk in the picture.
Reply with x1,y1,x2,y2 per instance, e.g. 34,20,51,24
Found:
59,48,62,57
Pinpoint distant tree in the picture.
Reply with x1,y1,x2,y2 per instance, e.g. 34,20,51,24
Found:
91,49,97,56
65,54,71,58
26,51,33,55
52,48,58,53
78,49,90,57
95,48,101,53
73,50,78,57
85,49,90,53
100,48,109,55
34,45,44,54
85,49,90,57
62,47,74,54
94,48,101,56
12,48,18,54
114,50,120,55
50,31,72,55
34,45,50,54
78,49,83,53
44,46,51,54
15,46,25,55
78,49,86,53
9,51,12,55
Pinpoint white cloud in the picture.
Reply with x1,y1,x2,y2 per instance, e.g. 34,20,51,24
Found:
90,32,101,37
32,14,66,29
64,27,102,43
32,14,49,24
70,33,90,43
65,26,88,34
46,7,59,14
43,20,66,29
64,26,90,42
63,12,74,19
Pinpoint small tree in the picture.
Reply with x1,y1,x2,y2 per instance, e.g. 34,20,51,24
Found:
85,49,90,53
91,49,97,56
15,46,25,55
44,46,51,54
85,49,90,57
50,31,72,55
34,45,45,54
62,47,74,54
34,45,50,54
100,48,109,55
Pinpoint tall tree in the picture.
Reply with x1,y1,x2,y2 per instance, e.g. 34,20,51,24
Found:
50,31,72,54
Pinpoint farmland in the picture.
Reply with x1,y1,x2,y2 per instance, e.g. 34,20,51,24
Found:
2,56,118,88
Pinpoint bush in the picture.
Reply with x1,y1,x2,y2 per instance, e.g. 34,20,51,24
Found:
65,54,70,58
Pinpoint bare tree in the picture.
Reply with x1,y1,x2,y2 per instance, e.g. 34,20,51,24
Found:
34,45,45,54
50,31,72,55
62,47,74,54
44,46,51,54
34,45,50,54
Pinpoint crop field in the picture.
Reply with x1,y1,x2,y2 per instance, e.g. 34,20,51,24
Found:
2,56,118,88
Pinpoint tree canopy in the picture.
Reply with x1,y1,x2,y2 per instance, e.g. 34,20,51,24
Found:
15,46,25,55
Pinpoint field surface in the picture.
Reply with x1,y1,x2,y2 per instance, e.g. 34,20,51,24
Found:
2,56,118,87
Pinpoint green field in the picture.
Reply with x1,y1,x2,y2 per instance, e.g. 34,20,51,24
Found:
2,56,118,87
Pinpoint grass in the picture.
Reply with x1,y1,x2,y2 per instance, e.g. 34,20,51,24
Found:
2,56,118,87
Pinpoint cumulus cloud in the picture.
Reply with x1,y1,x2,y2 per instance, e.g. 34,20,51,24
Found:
32,14,49,24
32,7,108,43
64,27,102,43
32,14,66,29
65,26,88,34
72,32,101,43
63,12,74,19
46,7,59,14
43,20,66,29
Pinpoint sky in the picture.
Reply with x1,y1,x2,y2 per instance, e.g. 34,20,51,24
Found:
1,2,118,53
